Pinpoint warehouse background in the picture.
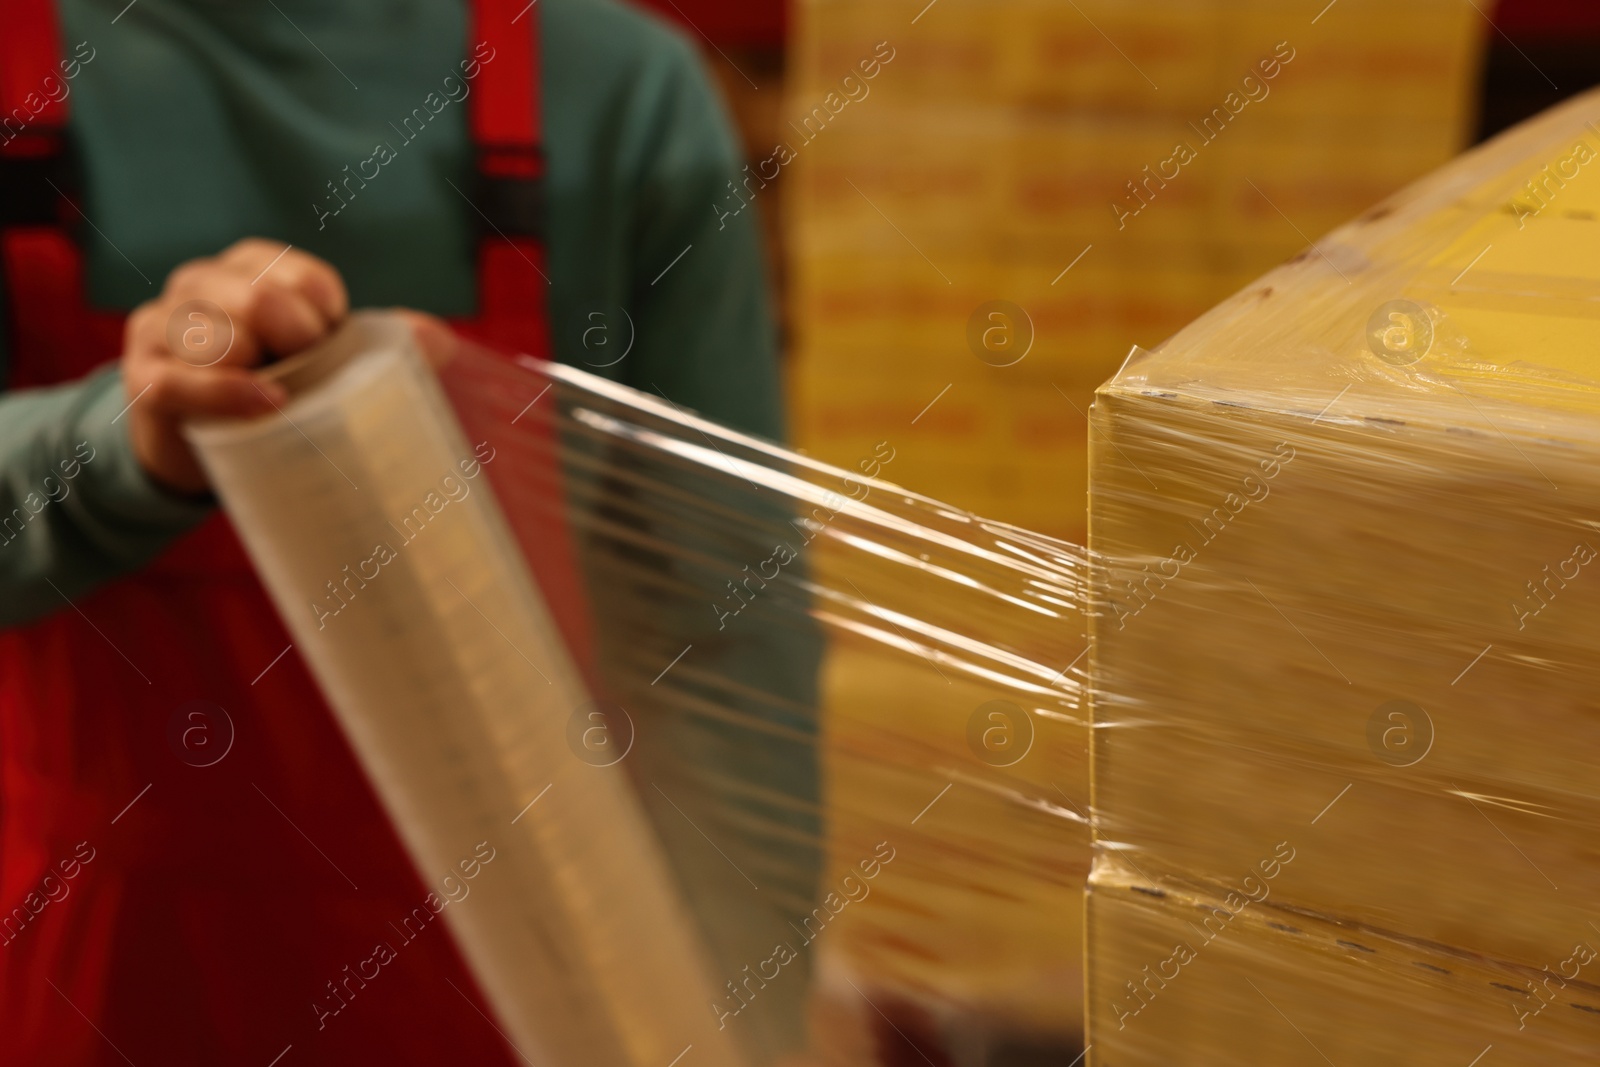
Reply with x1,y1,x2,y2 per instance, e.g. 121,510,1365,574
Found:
642,0,1600,547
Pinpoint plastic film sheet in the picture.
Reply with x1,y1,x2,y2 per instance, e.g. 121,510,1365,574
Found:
1087,88,1600,1064
188,314,1090,1066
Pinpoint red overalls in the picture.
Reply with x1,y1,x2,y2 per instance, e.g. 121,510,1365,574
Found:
0,1,580,1062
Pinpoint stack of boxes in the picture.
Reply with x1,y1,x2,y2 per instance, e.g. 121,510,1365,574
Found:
1088,88,1600,1063
784,0,1484,545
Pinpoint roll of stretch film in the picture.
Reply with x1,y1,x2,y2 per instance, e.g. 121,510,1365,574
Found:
187,314,748,1067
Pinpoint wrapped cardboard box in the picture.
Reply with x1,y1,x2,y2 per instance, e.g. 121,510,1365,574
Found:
1088,87,1600,1063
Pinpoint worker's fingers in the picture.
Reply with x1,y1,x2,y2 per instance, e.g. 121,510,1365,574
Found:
166,241,347,353
215,239,349,325
121,359,286,494
159,266,340,364
132,360,287,422
119,241,350,492
240,279,334,358
390,309,459,371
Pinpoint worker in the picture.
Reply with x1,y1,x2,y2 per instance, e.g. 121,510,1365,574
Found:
0,0,809,1062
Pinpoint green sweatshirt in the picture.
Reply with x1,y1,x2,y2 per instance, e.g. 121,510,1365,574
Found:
0,0,781,625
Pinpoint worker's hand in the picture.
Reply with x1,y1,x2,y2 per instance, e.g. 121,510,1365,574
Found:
391,308,460,371
121,239,348,494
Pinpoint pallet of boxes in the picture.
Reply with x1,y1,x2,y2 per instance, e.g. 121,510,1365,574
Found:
1087,87,1600,1064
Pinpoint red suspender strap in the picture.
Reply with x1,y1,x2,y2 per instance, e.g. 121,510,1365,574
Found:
1,0,120,389
469,0,544,180
459,0,592,688
0,0,68,158
465,0,551,350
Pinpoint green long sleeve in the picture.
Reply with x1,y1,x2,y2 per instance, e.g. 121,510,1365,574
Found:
0,368,211,625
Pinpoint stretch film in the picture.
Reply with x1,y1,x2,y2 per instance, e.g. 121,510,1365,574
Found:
188,314,1092,1064
188,317,749,1067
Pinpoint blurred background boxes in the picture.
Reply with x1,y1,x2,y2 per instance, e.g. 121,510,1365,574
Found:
783,0,1485,546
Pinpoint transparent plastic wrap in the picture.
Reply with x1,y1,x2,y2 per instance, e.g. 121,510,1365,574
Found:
1087,88,1600,1063
187,314,1089,1065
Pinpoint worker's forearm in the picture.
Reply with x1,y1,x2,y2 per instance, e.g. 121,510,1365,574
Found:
0,368,212,627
